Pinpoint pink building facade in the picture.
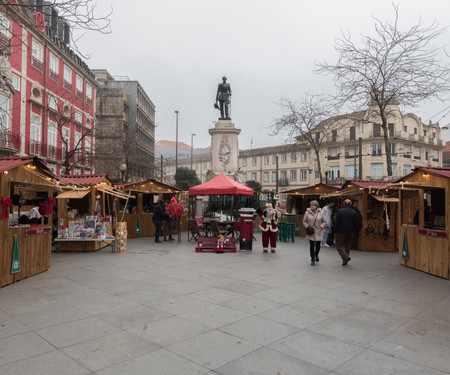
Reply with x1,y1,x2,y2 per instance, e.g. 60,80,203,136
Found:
0,2,98,175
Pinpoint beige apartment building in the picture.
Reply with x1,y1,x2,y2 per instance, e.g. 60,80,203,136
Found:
159,102,444,194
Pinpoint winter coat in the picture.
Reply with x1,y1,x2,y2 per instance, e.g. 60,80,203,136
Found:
334,206,358,234
302,207,326,242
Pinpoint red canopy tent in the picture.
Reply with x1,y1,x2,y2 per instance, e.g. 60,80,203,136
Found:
189,173,253,196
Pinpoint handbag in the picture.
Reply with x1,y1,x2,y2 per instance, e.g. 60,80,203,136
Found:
306,226,315,235
306,215,317,235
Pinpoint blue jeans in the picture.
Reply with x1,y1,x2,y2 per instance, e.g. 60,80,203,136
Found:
153,219,162,242
322,225,330,244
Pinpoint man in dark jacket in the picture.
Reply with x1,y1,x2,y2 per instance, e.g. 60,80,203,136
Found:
334,199,358,265
152,200,169,243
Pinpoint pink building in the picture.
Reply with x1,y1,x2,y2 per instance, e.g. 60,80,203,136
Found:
0,1,98,175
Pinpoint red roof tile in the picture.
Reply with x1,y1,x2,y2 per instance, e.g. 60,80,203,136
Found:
415,167,450,179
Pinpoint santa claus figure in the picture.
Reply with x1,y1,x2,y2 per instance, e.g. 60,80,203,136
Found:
259,203,278,253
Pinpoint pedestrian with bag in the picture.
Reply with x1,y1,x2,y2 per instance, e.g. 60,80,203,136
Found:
302,200,326,266
321,201,334,247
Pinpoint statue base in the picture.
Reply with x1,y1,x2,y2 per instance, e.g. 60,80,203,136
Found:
208,120,241,180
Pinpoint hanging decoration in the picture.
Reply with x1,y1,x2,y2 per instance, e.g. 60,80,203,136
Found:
1,196,12,219
402,230,408,260
11,234,20,274
135,216,141,234
47,197,57,214
94,189,101,216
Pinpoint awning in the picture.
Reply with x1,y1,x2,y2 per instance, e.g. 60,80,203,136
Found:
96,184,135,199
370,194,399,203
56,190,90,199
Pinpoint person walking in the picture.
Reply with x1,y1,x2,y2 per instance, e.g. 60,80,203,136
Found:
321,201,334,247
152,200,169,243
302,200,326,266
334,199,358,265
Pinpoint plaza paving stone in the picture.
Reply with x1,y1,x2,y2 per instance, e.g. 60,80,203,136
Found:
0,234,449,374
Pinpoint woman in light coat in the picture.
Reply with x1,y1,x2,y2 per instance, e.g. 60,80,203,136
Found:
302,200,327,266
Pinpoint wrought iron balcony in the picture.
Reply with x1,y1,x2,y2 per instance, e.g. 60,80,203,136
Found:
0,131,21,153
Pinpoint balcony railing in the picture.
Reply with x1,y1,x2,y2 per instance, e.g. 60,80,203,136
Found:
279,179,289,186
0,131,21,153
47,145,61,160
63,80,72,91
31,57,44,71
49,70,59,82
86,97,93,106
29,140,45,156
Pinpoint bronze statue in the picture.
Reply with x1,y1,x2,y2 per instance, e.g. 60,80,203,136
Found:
215,76,231,120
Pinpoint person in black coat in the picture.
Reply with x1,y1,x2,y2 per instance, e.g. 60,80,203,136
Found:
152,200,169,243
334,199,358,265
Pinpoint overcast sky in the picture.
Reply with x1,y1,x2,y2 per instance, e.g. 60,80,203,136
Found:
77,0,450,150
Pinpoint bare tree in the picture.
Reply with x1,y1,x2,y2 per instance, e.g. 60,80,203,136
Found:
49,100,94,174
1,0,112,56
271,94,339,183
315,4,450,178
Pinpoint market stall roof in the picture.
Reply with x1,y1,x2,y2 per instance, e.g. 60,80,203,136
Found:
0,155,52,174
189,173,253,196
59,174,111,186
283,183,339,194
117,179,183,193
341,180,397,190
397,166,450,180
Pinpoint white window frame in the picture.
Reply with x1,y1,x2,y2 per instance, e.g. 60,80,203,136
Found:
263,172,269,182
62,126,70,152
272,171,277,182
47,121,57,147
413,146,421,159
0,94,9,130
300,169,307,181
291,152,296,162
371,163,383,180
74,110,82,123
330,166,340,180
49,54,59,74
0,14,10,39
403,164,411,176
290,170,297,181
86,83,92,101
345,165,358,179
63,66,72,84
242,158,247,167
264,156,269,165
48,94,58,110
85,137,91,154
30,115,41,142
32,40,43,63
11,73,20,91
372,143,383,156
251,172,257,180
301,153,306,162
76,75,83,95
252,157,257,166
281,154,287,163
242,173,247,182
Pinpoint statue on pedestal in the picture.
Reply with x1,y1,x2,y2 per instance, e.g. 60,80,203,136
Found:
0,51,15,94
215,76,231,120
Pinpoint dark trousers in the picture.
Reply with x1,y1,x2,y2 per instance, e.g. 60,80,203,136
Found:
335,232,352,261
153,219,162,242
309,240,321,260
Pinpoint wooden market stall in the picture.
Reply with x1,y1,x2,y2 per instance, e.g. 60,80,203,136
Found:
117,179,184,239
337,180,399,252
0,156,56,287
396,167,450,279
285,184,341,236
55,174,127,251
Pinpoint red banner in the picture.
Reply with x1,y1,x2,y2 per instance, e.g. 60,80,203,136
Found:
418,229,448,239
26,226,51,237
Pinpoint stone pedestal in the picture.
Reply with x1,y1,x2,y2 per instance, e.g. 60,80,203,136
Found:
208,120,241,180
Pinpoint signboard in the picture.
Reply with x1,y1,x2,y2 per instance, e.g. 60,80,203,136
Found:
418,229,448,239
26,226,51,237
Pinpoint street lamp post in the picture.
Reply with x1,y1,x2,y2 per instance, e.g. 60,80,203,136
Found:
175,110,179,184
275,154,279,194
191,133,196,170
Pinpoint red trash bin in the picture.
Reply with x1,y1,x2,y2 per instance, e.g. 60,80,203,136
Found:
239,208,255,251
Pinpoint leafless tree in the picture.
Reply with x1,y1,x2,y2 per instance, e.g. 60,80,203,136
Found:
49,100,94,174
271,94,339,183
1,0,112,56
315,4,450,177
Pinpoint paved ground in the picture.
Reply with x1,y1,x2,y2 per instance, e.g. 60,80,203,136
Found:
0,233,449,375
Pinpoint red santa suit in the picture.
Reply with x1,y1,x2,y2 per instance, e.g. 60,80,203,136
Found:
259,203,278,253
